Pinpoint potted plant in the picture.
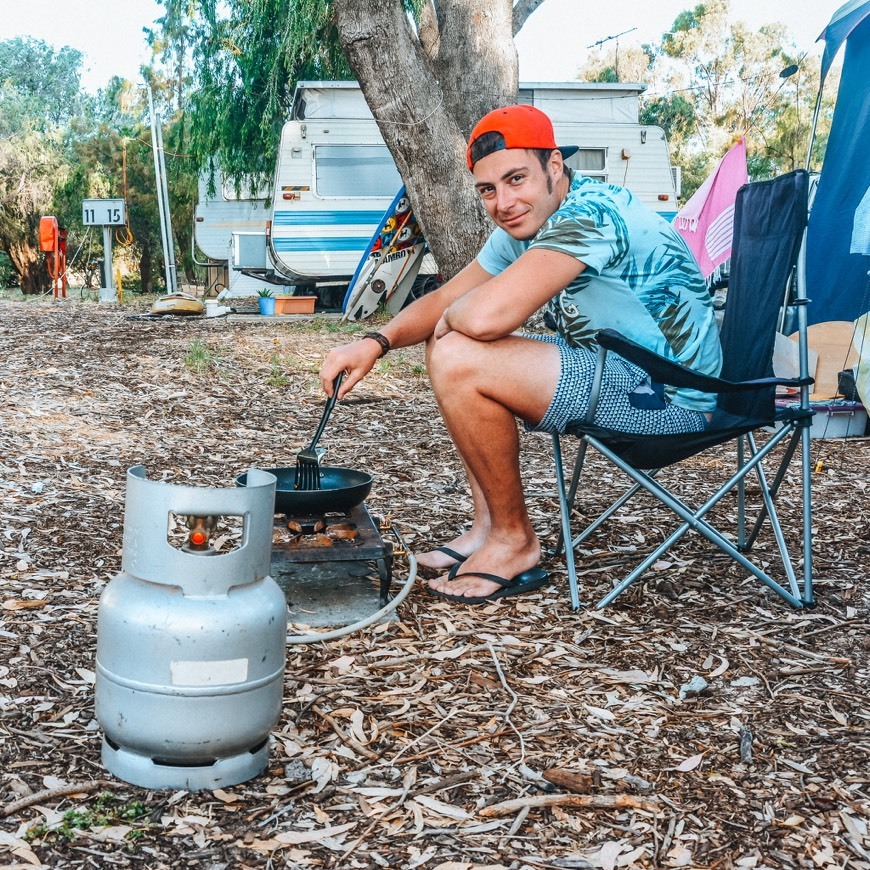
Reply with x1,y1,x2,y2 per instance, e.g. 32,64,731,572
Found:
257,288,276,316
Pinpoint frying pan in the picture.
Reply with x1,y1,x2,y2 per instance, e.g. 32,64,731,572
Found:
236,466,373,515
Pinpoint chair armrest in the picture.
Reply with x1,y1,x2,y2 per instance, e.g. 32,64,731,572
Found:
596,328,813,394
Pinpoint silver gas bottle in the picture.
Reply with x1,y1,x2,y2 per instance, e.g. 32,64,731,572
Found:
95,466,286,790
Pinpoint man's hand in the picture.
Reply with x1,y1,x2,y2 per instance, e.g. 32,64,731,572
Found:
320,339,382,398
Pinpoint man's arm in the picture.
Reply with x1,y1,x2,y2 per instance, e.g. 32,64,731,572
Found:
436,248,585,342
320,259,495,397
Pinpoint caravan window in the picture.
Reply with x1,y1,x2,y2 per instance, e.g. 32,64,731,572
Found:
221,174,271,201
315,145,402,197
565,147,608,182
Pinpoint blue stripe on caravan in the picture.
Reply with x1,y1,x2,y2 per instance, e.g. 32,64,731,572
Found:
272,238,369,253
272,210,385,226
657,211,678,222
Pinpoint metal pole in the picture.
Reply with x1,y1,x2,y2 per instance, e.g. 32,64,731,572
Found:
154,105,178,294
99,226,116,303
795,223,815,604
804,83,825,172
147,87,177,295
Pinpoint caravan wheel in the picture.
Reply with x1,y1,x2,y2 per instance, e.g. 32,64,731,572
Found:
404,274,443,307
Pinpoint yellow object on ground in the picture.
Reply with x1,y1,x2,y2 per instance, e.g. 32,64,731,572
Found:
151,293,204,316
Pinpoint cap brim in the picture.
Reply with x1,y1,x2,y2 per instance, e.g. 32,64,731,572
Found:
558,145,579,160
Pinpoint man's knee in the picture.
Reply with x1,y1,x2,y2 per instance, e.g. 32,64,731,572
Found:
428,331,482,383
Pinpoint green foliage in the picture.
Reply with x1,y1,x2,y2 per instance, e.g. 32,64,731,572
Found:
581,0,839,199
0,250,15,288
266,352,292,386
151,0,352,187
0,37,87,131
25,792,148,844
184,338,220,373
590,66,619,83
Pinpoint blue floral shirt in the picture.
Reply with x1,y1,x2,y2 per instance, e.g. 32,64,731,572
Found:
477,173,722,412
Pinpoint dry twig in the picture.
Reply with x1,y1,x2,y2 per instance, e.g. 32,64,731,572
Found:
1,780,112,817
479,793,660,817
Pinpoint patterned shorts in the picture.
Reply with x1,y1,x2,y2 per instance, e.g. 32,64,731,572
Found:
526,334,710,435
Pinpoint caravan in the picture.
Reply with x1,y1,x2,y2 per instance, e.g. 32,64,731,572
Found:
193,171,271,298
208,80,680,302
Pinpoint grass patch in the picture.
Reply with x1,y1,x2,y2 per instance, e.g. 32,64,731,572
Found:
287,313,393,336
376,351,427,377
25,792,149,844
183,339,220,374
265,352,293,387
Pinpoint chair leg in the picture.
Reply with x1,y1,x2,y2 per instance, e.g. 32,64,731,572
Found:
552,434,581,609
737,435,746,550
744,426,802,549
552,437,589,558
800,424,814,605
589,429,804,608
744,432,802,599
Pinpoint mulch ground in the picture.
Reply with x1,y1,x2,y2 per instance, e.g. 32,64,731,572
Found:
0,298,868,870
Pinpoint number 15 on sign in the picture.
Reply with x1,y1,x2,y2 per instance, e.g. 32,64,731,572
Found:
82,199,127,226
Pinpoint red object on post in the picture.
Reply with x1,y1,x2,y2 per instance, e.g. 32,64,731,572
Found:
39,216,59,252
39,215,68,298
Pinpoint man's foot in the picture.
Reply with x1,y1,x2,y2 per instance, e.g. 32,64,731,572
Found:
427,567,549,605
426,537,541,601
416,529,487,571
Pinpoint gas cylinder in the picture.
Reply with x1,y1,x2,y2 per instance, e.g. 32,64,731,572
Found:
95,466,286,790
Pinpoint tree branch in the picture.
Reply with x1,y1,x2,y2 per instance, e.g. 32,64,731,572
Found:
418,0,441,61
512,0,547,36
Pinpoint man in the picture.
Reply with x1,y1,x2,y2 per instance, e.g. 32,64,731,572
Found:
319,105,722,605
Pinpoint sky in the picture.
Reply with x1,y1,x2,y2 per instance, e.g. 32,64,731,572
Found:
0,0,847,93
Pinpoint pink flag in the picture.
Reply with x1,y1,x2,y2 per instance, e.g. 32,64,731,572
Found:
674,138,748,278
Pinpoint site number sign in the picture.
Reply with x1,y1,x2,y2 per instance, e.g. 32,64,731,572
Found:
82,199,127,226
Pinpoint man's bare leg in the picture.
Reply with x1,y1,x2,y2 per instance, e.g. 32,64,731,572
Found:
424,331,560,599
415,466,490,570
417,335,491,571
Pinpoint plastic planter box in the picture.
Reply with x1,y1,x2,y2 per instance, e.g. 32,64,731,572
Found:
274,296,316,315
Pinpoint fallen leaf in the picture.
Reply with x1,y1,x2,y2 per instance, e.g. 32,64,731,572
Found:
674,753,704,772
600,840,623,870
273,822,355,845
411,795,470,821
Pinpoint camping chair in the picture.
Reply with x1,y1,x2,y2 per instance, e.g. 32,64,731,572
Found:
551,169,816,610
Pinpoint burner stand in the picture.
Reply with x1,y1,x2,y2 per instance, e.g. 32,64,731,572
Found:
270,503,393,606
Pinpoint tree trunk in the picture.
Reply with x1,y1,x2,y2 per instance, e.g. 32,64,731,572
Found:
332,0,518,279
139,244,152,293
6,238,46,295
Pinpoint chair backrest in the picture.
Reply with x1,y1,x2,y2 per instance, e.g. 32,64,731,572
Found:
718,170,809,420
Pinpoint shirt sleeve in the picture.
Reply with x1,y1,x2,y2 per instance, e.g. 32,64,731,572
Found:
529,198,629,276
476,228,527,276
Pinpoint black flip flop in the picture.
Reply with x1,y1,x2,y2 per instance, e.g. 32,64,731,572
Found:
417,545,469,578
426,566,549,605
436,546,468,565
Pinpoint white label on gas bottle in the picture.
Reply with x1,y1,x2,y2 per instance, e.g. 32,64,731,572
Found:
170,658,249,686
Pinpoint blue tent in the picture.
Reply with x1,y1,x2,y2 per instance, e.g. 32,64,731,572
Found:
805,0,870,325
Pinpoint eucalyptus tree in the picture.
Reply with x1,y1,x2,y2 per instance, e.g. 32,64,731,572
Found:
658,0,826,179
156,0,546,278
0,38,86,293
0,129,65,294
55,77,180,293
577,0,832,198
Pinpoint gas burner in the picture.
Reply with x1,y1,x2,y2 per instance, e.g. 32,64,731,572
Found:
270,503,393,605
285,519,359,549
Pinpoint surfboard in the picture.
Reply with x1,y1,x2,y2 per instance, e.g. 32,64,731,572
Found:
342,187,427,321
